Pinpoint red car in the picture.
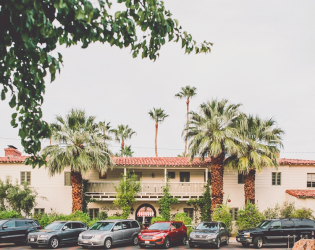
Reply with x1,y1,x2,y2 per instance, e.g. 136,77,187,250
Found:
138,221,187,249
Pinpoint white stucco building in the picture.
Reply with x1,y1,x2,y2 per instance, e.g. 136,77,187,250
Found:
1,146,315,226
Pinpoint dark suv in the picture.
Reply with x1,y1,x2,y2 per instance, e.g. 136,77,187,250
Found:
236,218,315,248
0,218,41,245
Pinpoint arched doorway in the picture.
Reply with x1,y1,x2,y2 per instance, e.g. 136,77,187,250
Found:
135,204,156,228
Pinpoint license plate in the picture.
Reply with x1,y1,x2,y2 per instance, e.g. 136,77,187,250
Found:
145,241,150,244
83,241,88,243
30,238,35,242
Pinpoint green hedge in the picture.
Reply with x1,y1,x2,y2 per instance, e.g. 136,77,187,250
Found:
0,210,23,219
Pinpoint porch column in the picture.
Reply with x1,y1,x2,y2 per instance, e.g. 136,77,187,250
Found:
164,168,167,182
205,168,208,183
124,168,126,176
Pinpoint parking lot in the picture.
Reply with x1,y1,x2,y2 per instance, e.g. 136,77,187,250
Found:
0,242,289,250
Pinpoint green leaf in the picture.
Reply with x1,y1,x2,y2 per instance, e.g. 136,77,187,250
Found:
174,19,178,27
115,11,121,19
9,95,16,108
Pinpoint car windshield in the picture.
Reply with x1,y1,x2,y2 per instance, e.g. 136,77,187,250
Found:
44,222,65,230
89,222,114,231
0,220,7,226
256,221,271,228
148,223,170,230
196,223,218,231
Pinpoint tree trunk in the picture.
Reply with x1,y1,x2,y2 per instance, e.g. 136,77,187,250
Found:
210,153,225,211
121,140,124,156
185,98,189,157
71,170,83,212
244,168,256,204
155,123,158,157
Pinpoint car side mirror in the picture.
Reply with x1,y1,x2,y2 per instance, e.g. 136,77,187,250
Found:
62,226,68,231
2,225,7,229
171,228,176,232
192,227,195,229
220,227,224,231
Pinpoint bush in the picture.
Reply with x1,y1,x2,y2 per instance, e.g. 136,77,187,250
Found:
0,210,23,219
280,202,295,218
292,208,314,219
212,204,232,232
150,216,165,224
263,203,280,219
174,212,192,225
236,201,265,230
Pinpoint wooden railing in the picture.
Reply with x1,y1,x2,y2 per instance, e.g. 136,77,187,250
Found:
86,181,206,196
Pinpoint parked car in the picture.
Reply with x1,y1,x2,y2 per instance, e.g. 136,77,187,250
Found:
236,218,315,248
0,218,41,245
78,219,140,249
27,221,87,249
138,221,187,249
188,221,229,249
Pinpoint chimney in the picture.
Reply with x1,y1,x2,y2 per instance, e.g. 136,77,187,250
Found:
5,145,22,157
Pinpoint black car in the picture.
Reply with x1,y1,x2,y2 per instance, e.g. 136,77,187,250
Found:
0,218,41,245
189,221,229,249
236,218,315,248
28,221,88,249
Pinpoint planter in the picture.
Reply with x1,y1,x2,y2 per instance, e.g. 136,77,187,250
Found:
293,239,315,250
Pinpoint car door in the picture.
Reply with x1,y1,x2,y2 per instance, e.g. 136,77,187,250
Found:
122,221,133,242
282,220,297,243
60,222,73,243
219,223,227,242
175,223,184,241
71,222,86,242
266,221,283,243
0,221,16,243
168,223,177,241
15,220,28,241
112,222,124,244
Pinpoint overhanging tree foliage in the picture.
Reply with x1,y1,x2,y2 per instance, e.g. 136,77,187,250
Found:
157,178,178,220
0,0,212,167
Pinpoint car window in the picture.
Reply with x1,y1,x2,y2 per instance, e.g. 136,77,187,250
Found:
221,223,227,229
72,222,82,229
256,221,271,228
114,222,122,230
64,223,72,229
4,221,15,228
175,223,182,229
131,221,139,228
122,221,131,229
16,221,26,227
282,220,295,228
26,221,37,227
270,221,282,229
89,222,114,231
45,222,64,230
148,223,170,230
296,220,315,228
196,222,218,231
170,223,176,230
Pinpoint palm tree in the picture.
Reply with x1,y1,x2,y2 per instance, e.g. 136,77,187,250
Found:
98,121,112,143
175,86,197,157
42,109,114,212
186,99,243,210
225,115,284,204
148,108,169,157
121,145,134,157
112,125,136,153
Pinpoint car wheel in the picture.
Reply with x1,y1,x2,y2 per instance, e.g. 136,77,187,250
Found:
253,236,263,249
163,237,171,249
189,243,195,248
215,237,221,249
242,242,250,247
104,238,112,249
49,237,59,249
182,235,187,245
132,235,139,245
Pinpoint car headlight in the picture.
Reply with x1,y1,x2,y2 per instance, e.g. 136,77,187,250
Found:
206,234,216,239
154,233,165,238
190,233,195,238
93,235,103,239
244,232,250,237
38,235,49,238
79,234,82,239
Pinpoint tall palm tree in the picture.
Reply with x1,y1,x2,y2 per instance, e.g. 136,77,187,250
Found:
98,121,112,143
121,145,134,157
42,109,114,212
175,86,197,157
225,115,284,204
186,99,243,210
112,125,136,153
148,108,169,157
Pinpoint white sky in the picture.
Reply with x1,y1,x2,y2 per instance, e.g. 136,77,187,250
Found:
1,0,315,159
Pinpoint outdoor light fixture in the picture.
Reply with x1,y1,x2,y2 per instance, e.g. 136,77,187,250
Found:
152,173,155,178
130,208,134,214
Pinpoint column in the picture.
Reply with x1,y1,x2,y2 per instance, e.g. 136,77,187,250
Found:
205,168,208,183
164,168,167,182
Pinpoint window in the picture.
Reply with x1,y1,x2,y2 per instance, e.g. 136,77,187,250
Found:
184,208,194,219
114,222,122,230
72,222,83,229
238,173,245,184
272,172,281,186
307,174,315,187
64,223,72,229
296,219,315,228
134,172,142,181
168,172,175,179
204,172,211,184
131,221,140,228
16,221,26,227
122,221,131,229
20,171,31,185
4,221,15,228
89,208,99,219
270,221,282,229
34,208,45,214
64,172,71,186
282,220,295,228
99,172,107,179
180,172,190,182
230,208,238,221
26,221,38,227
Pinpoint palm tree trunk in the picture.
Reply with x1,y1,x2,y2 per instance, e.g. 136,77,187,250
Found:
155,123,158,157
71,170,83,212
210,153,225,211
121,140,124,156
244,168,256,204
185,98,189,157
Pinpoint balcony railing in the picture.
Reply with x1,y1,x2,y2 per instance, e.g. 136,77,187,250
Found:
85,181,207,198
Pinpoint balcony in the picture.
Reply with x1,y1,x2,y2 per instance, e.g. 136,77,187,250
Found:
85,181,207,200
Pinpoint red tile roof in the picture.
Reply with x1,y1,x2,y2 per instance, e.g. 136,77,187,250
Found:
279,158,315,165
0,156,28,163
286,190,315,198
113,157,211,167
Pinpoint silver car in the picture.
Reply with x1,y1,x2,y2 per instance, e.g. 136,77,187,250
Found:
78,219,140,249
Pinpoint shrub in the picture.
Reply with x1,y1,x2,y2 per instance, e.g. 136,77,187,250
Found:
157,179,178,221
263,203,280,219
174,212,192,225
212,204,232,232
150,216,166,224
0,210,22,219
236,201,265,230
280,202,295,218
292,208,314,219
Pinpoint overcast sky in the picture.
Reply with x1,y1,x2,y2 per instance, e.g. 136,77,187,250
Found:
1,0,315,159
